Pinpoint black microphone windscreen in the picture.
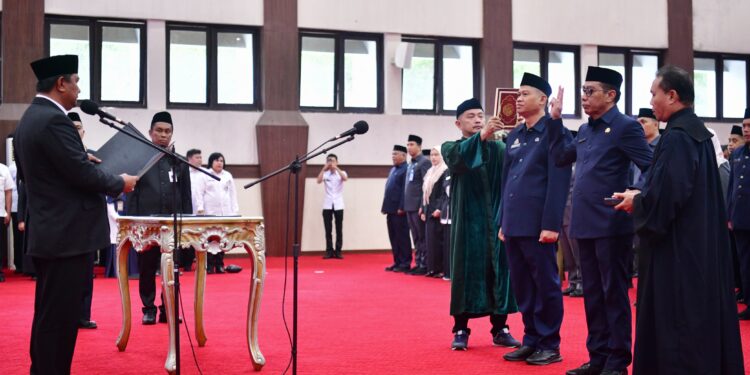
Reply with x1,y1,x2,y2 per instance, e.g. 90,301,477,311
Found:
353,120,369,134
79,100,100,116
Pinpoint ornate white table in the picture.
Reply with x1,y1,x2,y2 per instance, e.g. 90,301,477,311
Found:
115,216,266,373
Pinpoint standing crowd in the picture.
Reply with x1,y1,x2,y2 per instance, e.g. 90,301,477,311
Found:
381,65,747,374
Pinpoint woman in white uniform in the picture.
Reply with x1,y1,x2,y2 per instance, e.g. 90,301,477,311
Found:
203,152,239,273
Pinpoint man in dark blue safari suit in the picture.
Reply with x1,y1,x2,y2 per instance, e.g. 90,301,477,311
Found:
548,67,653,375
383,145,412,272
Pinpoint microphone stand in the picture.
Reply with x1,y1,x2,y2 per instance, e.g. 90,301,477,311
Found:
97,116,218,375
244,135,357,375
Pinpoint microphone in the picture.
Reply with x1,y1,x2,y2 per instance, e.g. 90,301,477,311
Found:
79,100,126,125
328,120,369,141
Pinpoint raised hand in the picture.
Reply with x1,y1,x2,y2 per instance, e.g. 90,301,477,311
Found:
549,86,564,120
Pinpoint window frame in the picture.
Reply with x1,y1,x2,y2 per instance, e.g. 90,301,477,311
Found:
166,22,262,111
400,36,480,116
299,30,384,114
513,42,581,118
45,15,148,108
597,47,663,116
693,51,750,121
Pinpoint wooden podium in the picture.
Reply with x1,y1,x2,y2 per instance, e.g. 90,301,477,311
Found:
114,216,266,373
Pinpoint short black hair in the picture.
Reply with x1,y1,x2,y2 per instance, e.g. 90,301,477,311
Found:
208,152,225,168
326,154,338,161
600,82,621,103
36,74,72,93
186,149,201,158
656,65,694,106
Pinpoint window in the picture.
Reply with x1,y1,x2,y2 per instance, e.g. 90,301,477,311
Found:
46,17,146,106
167,23,260,109
597,48,662,116
401,37,479,114
300,31,383,112
513,43,580,117
693,53,749,119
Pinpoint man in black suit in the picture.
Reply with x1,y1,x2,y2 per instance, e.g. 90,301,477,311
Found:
15,54,137,375
126,111,192,325
403,134,431,275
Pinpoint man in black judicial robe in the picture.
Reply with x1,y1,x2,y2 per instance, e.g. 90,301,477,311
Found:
614,65,744,375
15,55,137,374
126,111,192,325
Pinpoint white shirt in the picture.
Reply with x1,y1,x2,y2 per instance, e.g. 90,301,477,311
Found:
189,167,207,214
322,169,346,210
107,201,119,244
0,163,15,217
9,163,18,213
202,169,239,216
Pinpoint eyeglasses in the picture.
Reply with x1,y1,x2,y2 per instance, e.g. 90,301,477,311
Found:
581,87,606,97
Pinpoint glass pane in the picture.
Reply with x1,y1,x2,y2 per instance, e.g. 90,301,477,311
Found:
513,48,541,88
631,54,659,114
598,52,626,111
49,24,90,100
548,50,576,115
694,57,717,117
402,43,434,110
723,59,747,118
344,39,378,108
100,26,141,102
169,30,207,104
300,36,335,107
442,44,474,111
217,32,255,105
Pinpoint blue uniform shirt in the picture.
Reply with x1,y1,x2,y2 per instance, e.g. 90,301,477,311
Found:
549,106,653,238
498,115,572,236
728,144,750,230
382,163,407,214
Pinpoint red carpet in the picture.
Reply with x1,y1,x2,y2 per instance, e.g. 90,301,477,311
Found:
2,252,750,374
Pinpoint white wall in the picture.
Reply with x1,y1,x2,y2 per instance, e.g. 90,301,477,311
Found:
302,178,391,251
45,0,263,25
299,0,482,37
693,0,750,54
513,0,668,49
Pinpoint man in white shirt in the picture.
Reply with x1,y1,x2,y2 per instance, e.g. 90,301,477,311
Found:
317,154,347,259
183,149,206,271
0,161,13,282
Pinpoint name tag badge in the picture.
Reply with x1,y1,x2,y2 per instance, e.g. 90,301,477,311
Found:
408,170,414,182
511,139,521,149
534,137,540,142
168,170,175,183
116,200,124,212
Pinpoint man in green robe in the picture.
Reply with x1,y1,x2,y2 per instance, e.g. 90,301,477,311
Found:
442,98,519,350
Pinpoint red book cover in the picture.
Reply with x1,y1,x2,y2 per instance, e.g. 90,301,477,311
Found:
493,88,519,127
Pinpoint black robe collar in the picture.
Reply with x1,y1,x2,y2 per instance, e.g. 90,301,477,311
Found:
664,107,711,142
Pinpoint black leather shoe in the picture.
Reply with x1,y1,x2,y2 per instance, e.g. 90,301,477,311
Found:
570,288,584,297
216,266,226,274
142,311,157,325
78,320,98,329
384,264,397,271
409,267,428,275
502,345,536,361
393,266,410,273
562,285,574,295
334,252,343,259
323,252,334,259
525,349,562,365
566,362,602,375
601,370,627,375
739,308,750,320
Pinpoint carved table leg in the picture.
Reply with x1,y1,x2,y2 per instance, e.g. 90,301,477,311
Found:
245,242,266,371
116,242,132,352
161,252,177,374
194,249,207,346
